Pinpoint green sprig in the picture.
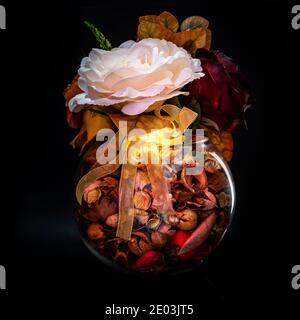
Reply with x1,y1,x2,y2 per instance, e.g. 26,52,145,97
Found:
84,20,112,50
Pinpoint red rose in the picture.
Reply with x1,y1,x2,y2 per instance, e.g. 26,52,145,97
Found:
188,49,253,132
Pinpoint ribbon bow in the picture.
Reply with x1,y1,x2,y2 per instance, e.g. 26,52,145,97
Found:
76,105,197,240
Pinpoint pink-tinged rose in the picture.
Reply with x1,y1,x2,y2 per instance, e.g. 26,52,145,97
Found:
69,38,204,115
188,49,253,132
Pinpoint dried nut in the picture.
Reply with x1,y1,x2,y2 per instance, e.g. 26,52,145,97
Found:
87,223,105,240
176,209,198,231
151,232,168,248
133,191,151,210
86,188,101,206
147,216,161,230
83,181,102,206
105,213,119,228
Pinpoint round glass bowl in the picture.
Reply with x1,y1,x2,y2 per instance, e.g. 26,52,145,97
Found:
74,137,235,274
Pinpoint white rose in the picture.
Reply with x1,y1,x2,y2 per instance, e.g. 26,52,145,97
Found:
69,38,204,115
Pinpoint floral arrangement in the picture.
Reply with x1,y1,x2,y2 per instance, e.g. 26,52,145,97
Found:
64,12,252,273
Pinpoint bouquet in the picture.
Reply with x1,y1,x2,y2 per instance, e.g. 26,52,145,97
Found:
64,12,252,273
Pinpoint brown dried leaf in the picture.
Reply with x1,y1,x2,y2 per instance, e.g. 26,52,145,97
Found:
158,11,179,32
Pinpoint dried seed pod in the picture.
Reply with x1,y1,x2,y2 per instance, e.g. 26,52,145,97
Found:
83,181,102,206
105,213,119,228
176,209,198,231
147,216,161,230
134,191,151,210
87,223,105,240
86,188,102,206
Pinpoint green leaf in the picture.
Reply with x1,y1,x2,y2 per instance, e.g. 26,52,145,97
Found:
84,20,112,50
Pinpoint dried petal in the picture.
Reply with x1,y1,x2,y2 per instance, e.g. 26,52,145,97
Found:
178,213,217,255
147,216,161,230
133,251,164,273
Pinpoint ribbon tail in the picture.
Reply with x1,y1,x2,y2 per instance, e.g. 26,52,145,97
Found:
116,163,137,240
146,164,174,215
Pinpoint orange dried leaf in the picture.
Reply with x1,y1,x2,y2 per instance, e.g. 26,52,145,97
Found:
158,11,179,32
220,131,234,161
139,15,160,24
171,28,211,56
66,109,83,129
63,75,82,103
138,21,173,40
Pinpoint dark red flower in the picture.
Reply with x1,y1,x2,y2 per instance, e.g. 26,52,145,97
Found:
188,49,253,132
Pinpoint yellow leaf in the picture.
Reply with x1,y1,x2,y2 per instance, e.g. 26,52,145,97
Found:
158,11,179,32
171,28,211,56
180,16,209,31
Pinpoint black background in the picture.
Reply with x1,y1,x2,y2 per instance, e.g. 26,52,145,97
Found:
0,0,299,315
